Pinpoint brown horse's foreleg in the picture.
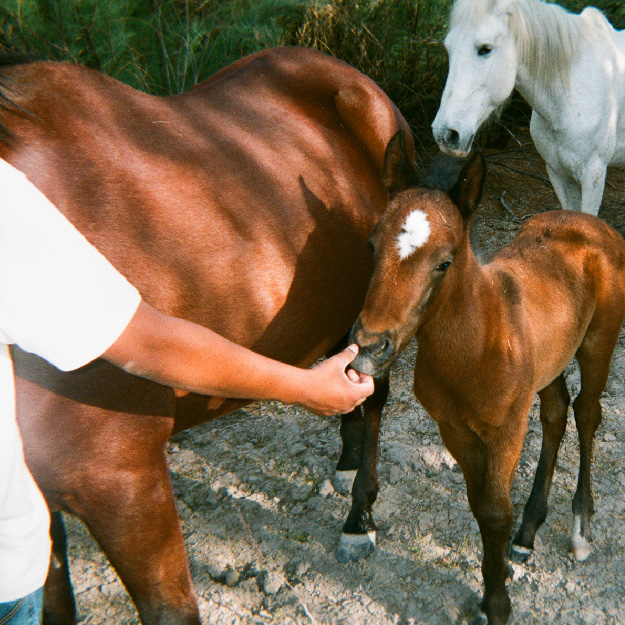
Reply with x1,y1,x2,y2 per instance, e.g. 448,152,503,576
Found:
333,408,364,495
43,512,76,625
439,417,527,625
513,374,570,557
569,334,615,561
336,375,389,562
79,460,200,625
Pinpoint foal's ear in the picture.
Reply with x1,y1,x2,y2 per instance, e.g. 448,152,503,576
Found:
448,150,486,221
382,130,420,198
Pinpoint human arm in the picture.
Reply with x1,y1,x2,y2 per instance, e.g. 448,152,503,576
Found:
102,300,374,416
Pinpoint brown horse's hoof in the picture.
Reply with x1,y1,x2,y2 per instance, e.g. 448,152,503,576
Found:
336,531,376,562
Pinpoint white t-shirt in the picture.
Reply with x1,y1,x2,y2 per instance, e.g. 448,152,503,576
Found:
0,158,141,602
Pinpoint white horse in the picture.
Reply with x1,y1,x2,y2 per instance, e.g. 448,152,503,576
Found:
432,0,625,215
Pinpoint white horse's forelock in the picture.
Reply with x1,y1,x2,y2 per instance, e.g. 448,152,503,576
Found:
449,0,588,88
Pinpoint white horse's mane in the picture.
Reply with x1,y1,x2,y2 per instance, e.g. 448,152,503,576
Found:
450,0,588,87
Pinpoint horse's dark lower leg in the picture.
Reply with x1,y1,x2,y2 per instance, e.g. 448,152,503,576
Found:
43,512,76,625
336,375,389,562
333,408,364,495
438,418,528,625
570,388,602,560
570,338,614,561
513,374,569,556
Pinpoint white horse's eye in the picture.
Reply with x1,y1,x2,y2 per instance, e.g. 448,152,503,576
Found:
477,44,493,56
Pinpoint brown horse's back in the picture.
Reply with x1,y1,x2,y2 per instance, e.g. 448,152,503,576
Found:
1,46,410,429
0,47,411,623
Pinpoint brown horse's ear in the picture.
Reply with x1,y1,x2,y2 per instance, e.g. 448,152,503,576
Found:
448,150,486,221
382,130,420,197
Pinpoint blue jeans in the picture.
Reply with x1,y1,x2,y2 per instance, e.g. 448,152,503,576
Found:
0,588,43,625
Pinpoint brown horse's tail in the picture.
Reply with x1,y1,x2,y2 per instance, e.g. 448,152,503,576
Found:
0,51,37,144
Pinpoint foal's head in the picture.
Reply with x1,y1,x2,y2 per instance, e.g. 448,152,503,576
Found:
350,131,485,377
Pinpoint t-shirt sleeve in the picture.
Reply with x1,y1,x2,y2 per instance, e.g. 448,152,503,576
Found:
0,159,141,371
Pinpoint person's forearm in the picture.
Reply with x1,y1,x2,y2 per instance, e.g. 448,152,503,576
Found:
103,301,373,415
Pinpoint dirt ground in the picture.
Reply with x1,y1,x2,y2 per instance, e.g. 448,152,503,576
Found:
64,138,625,625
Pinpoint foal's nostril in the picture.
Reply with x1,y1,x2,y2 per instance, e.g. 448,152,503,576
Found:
372,337,393,359
445,128,460,148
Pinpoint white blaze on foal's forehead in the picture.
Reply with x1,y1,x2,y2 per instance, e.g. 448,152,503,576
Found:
397,210,431,260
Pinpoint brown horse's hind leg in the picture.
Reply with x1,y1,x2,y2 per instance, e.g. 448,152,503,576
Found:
79,460,200,625
569,332,616,561
43,512,76,625
513,374,570,558
336,375,389,563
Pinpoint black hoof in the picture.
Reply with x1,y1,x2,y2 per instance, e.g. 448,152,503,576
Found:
335,531,376,563
509,542,533,564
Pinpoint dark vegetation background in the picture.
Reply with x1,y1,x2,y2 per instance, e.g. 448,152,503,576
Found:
1,0,624,158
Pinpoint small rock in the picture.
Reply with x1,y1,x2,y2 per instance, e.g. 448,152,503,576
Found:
318,479,335,498
292,484,312,501
224,569,240,587
260,570,285,595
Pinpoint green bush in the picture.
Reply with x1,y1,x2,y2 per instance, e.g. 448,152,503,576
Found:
0,0,622,152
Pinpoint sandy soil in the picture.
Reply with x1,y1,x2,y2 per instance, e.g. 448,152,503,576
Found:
64,139,625,625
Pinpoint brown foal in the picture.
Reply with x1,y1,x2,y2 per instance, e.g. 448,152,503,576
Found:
350,131,625,625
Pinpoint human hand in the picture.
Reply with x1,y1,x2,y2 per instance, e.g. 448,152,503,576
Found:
303,344,374,416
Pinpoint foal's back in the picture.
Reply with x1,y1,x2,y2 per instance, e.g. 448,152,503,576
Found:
491,210,625,390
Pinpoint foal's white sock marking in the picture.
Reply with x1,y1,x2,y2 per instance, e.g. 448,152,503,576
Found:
511,543,532,556
340,530,377,546
397,210,430,259
571,515,591,561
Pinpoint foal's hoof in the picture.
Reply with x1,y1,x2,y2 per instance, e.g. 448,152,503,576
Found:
570,535,591,562
336,531,376,563
332,469,357,496
510,542,533,564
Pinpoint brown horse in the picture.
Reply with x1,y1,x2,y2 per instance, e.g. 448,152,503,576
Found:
0,48,412,624
350,132,625,625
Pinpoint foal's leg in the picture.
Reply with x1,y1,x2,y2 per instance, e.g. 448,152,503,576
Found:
333,408,364,495
513,374,570,557
569,334,615,561
439,414,528,625
43,512,76,625
336,375,389,562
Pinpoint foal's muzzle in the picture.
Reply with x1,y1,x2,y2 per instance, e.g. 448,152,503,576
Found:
348,319,396,377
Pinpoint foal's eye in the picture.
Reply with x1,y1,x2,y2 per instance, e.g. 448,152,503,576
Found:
436,261,453,272
477,44,493,56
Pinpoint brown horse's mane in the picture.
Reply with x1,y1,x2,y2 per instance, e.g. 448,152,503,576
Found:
0,51,38,143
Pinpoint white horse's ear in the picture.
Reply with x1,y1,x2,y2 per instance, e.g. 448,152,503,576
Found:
382,131,420,198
